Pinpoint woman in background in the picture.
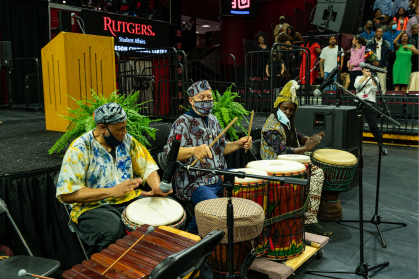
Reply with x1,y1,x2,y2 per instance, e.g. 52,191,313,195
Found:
393,30,418,92
347,36,367,90
299,35,321,88
393,7,409,31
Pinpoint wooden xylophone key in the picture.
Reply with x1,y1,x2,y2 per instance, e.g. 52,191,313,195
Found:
116,238,167,261
108,244,160,268
82,259,128,279
100,248,154,274
130,230,185,253
91,253,146,279
141,224,199,245
135,226,196,248
123,235,175,256
62,264,108,279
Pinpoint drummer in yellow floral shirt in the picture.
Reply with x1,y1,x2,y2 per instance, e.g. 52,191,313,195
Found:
56,102,171,251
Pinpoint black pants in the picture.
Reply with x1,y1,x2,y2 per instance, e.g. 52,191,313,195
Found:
349,70,362,90
387,52,397,90
362,101,382,145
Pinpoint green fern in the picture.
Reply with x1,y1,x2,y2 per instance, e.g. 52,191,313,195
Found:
49,90,161,155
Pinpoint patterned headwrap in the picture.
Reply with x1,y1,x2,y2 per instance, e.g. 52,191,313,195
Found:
273,80,300,109
187,80,212,97
93,102,127,124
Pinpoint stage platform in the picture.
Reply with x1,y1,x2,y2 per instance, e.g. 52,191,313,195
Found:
0,108,418,279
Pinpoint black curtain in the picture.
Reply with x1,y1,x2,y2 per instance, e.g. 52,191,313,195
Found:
0,0,50,59
0,167,85,269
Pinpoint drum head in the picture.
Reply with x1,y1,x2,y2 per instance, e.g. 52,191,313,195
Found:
247,160,306,174
231,168,269,184
125,197,184,227
312,149,357,166
277,154,310,164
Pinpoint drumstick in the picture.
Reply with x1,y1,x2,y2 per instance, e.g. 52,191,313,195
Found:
190,117,238,167
18,270,54,279
102,226,154,276
245,110,254,153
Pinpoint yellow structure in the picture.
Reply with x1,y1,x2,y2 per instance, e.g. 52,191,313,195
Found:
41,32,116,132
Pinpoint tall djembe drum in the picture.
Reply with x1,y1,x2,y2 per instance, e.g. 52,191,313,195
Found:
311,149,358,221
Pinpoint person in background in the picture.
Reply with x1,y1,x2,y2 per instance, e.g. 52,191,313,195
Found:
393,30,419,92
375,15,391,32
266,50,286,88
366,28,391,93
393,7,410,30
299,35,321,88
319,35,345,91
348,36,367,90
355,67,387,155
372,8,385,25
278,34,294,80
274,16,290,43
407,24,419,92
383,20,402,89
373,0,393,16
406,6,419,35
392,0,410,17
256,34,269,79
287,26,304,46
360,21,376,40
408,2,417,17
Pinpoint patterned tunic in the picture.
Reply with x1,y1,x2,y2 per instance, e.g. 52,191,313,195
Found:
56,131,159,224
261,114,306,159
164,110,229,201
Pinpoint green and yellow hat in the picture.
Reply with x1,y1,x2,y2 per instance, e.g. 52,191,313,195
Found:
273,80,300,109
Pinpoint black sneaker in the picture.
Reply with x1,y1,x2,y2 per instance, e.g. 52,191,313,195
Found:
305,223,332,236
381,146,388,156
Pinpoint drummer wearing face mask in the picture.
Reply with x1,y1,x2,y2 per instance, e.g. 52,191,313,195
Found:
260,80,332,236
164,80,252,235
56,103,171,251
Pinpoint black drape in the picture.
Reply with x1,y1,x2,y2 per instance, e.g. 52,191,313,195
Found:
0,167,85,269
0,0,50,59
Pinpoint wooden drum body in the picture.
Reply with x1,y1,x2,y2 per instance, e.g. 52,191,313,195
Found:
246,160,307,260
195,198,264,275
311,149,358,221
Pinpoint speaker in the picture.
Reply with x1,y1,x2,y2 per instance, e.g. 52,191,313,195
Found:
58,10,72,33
0,41,12,66
294,105,361,190
312,0,364,34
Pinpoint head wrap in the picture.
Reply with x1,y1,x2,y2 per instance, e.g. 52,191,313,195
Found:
93,102,127,125
187,80,212,97
273,80,300,109
280,16,285,20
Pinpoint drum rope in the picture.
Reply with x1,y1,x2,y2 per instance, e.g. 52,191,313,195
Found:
263,195,310,226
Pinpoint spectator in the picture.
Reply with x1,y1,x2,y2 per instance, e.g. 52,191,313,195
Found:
360,21,376,40
372,8,385,25
299,35,321,87
319,35,345,91
274,16,290,43
408,24,419,91
280,39,294,80
277,33,291,44
366,28,391,93
374,14,391,32
383,20,402,88
266,51,286,88
392,0,410,17
348,36,367,90
408,2,417,17
392,30,419,92
373,0,393,16
256,34,269,79
286,26,304,46
393,7,410,30
406,6,419,35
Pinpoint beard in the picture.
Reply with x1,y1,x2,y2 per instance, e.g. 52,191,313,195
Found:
330,42,336,46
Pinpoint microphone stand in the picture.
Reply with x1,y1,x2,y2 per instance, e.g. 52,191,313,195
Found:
176,163,309,279
306,81,400,278
338,72,407,248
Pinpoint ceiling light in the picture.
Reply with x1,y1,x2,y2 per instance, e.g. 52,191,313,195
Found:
202,25,210,27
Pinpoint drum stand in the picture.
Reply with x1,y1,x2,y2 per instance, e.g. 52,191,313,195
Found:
306,81,401,278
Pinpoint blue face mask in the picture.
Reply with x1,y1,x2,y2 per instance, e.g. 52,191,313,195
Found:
194,100,214,116
392,24,397,30
103,125,124,147
276,109,290,125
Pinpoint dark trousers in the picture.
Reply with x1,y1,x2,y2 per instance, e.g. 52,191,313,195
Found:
363,101,382,145
349,70,362,90
387,52,397,90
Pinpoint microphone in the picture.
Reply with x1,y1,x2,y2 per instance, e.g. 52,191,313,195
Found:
159,134,182,193
359,62,388,73
70,13,82,19
313,65,340,97
70,13,85,34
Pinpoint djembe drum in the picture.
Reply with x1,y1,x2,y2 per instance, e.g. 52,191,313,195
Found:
122,197,186,230
195,198,264,275
246,160,307,260
62,224,201,279
311,149,358,221
277,154,311,169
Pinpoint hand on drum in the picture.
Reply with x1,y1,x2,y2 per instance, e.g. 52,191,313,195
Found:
193,144,213,163
141,187,173,197
111,178,143,198
237,136,253,150
304,132,324,151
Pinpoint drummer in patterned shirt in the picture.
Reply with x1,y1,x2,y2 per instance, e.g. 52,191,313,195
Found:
56,103,171,251
260,80,332,236
164,80,253,235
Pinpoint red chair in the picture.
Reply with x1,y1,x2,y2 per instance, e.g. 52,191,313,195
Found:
385,91,405,97
407,91,419,96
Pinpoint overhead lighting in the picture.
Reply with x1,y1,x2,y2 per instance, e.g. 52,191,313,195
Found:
202,25,210,27
196,31,199,33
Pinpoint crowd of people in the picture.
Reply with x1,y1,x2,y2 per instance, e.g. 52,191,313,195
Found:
263,4,419,94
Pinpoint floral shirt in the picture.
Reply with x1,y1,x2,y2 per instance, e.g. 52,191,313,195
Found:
164,109,229,201
261,114,306,159
56,130,159,224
